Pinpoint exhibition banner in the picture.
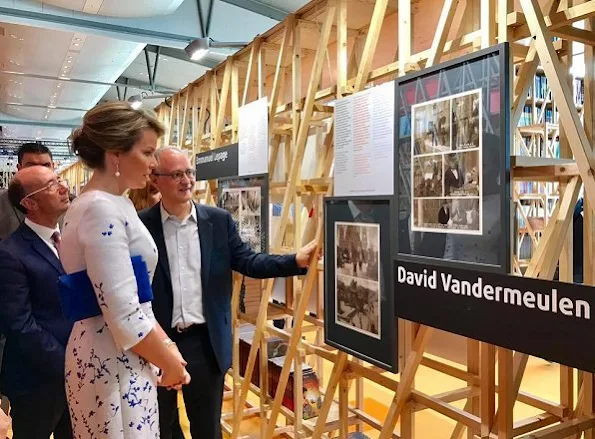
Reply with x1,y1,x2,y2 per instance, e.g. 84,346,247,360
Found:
395,260,595,372
195,143,239,181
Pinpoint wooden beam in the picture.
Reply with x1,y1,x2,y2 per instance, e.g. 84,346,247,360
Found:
398,0,411,76
518,415,595,438
511,0,595,39
353,0,389,91
337,0,348,96
481,0,497,48
427,0,460,67
553,25,595,46
269,16,295,121
378,326,433,439
242,37,261,106
214,61,232,148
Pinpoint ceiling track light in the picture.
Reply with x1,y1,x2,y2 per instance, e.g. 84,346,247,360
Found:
127,92,171,110
184,37,248,61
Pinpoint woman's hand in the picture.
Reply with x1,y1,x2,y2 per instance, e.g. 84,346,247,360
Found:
168,342,187,368
159,362,190,389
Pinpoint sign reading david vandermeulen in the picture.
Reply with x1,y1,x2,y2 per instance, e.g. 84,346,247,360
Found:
395,260,595,372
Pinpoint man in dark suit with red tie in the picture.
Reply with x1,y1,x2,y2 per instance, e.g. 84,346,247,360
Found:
0,165,73,439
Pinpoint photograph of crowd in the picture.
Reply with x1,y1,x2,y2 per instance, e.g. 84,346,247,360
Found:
452,91,480,150
412,99,451,154
413,197,480,233
220,186,263,252
335,222,379,282
335,222,380,338
410,89,482,236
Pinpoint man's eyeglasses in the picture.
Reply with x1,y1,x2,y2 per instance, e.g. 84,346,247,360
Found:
21,179,65,202
153,169,196,182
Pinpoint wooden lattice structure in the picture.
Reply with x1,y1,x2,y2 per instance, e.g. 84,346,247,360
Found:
59,0,595,437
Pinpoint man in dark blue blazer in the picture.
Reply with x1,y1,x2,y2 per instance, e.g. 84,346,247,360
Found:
140,147,317,439
0,165,72,439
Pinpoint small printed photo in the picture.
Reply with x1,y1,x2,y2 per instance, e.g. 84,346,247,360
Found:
336,274,380,338
413,198,480,233
335,222,380,282
413,156,443,198
412,99,451,154
221,189,240,220
443,151,480,197
452,91,481,150
241,187,261,216
240,214,262,252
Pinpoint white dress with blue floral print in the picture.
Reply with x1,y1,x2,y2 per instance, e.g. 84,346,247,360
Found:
60,191,160,439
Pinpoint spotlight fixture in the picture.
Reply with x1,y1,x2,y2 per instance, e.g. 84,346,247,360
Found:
128,94,143,110
184,38,249,61
184,38,210,61
128,93,171,109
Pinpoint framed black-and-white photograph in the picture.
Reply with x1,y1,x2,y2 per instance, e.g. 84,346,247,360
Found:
218,174,269,253
335,222,380,338
325,197,397,372
394,43,510,274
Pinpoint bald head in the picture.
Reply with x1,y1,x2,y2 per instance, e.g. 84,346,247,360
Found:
154,147,189,173
8,165,69,223
152,147,195,208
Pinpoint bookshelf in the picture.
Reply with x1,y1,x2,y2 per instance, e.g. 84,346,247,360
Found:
514,66,585,271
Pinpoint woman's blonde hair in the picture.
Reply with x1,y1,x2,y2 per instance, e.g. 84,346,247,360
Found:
70,101,165,169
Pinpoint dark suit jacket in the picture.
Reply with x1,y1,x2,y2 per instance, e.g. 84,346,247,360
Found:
0,224,73,398
444,167,464,195
139,202,305,372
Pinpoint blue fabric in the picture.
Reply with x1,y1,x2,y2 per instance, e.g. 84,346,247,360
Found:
58,255,153,322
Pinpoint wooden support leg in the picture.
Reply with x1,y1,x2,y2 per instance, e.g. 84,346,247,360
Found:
480,343,496,438
311,352,349,439
497,348,514,439
378,326,433,439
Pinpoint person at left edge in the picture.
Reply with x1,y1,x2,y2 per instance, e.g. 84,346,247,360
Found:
0,165,73,439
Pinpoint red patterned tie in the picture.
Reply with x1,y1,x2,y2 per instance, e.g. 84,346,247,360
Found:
51,231,62,257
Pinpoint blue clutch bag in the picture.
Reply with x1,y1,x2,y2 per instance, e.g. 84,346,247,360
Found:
58,255,153,322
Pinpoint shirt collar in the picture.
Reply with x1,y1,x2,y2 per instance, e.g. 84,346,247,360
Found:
160,201,197,224
24,217,59,242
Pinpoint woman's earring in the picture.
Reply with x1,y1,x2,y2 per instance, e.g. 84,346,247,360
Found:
115,162,121,178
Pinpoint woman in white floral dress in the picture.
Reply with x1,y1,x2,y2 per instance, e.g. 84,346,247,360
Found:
60,102,190,438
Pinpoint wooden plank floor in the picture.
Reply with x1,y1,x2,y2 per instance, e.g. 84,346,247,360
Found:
4,353,566,438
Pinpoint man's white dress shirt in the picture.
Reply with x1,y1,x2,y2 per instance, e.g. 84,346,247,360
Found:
161,202,205,329
24,218,60,258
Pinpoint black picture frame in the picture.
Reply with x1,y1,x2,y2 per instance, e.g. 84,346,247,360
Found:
394,43,511,274
324,196,397,372
217,173,269,253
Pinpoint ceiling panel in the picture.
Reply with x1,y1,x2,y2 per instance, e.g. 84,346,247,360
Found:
0,22,143,123
42,0,186,17
256,0,308,12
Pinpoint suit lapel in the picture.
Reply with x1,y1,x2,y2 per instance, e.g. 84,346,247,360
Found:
20,225,64,275
195,203,213,290
149,204,172,285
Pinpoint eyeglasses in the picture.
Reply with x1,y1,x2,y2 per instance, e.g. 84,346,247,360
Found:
21,178,65,202
153,169,196,182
